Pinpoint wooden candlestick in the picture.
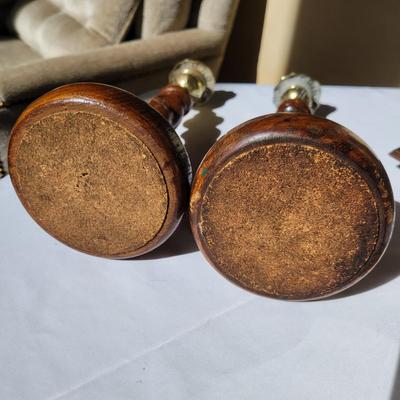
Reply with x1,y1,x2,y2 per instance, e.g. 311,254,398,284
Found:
8,59,215,259
190,73,394,300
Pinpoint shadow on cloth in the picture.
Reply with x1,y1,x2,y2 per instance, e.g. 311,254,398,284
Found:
138,90,236,259
333,201,400,299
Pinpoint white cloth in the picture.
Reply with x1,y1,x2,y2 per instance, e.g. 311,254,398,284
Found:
1,84,400,400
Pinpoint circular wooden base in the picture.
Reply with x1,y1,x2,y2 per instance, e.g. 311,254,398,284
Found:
190,113,394,300
9,83,189,258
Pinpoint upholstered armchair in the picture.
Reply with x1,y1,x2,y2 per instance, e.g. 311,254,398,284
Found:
0,0,239,176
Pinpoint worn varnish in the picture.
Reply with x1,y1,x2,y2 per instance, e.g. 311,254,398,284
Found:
190,77,394,300
8,56,219,259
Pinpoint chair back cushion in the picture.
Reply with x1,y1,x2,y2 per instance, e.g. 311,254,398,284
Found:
51,0,140,43
141,0,191,38
13,0,140,57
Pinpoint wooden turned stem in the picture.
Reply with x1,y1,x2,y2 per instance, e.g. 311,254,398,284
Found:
277,98,311,114
149,84,193,128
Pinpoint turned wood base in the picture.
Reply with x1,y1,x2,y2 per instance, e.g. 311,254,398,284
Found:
9,83,191,258
190,113,394,300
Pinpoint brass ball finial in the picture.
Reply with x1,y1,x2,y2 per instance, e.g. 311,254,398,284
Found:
169,59,215,104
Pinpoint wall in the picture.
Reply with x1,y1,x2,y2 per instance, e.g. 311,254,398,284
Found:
257,0,400,86
219,0,267,82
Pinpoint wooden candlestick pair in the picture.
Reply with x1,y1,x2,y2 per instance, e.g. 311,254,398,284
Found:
8,68,394,300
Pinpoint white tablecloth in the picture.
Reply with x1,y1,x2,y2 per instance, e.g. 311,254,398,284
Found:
1,84,399,400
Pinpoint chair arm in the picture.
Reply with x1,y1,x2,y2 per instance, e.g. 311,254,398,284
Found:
0,28,223,106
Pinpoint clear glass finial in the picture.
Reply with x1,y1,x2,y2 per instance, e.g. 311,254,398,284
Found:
273,73,321,113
